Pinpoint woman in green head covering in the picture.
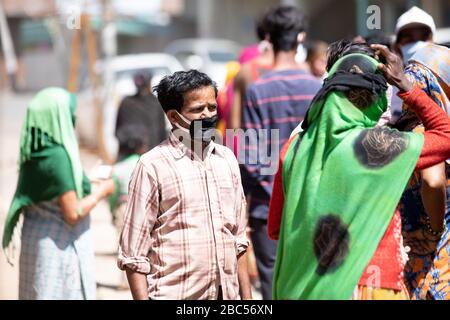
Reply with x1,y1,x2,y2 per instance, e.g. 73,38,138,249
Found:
267,42,450,299
2,87,115,299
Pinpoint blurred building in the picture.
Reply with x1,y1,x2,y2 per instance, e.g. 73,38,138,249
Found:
0,0,449,301
1,0,58,90
197,0,450,44
1,0,449,91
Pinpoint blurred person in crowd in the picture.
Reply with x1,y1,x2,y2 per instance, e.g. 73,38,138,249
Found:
2,88,115,299
394,6,447,127
268,41,450,299
109,125,150,290
238,45,260,66
305,40,328,80
224,13,276,291
240,5,321,300
392,6,450,300
230,11,274,131
217,60,260,288
392,6,435,124
115,72,167,161
117,70,251,300
217,61,241,137
394,6,435,66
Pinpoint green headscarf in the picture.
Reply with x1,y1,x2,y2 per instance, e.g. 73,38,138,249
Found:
2,87,89,250
273,54,424,299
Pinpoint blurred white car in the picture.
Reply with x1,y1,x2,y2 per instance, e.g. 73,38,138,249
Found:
100,53,184,97
165,38,241,88
76,53,184,161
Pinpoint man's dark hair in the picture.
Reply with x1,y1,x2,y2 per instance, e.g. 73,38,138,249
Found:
396,25,433,44
265,5,307,53
326,39,377,72
365,31,392,48
256,13,269,41
133,71,152,87
306,40,328,61
153,70,218,113
116,124,150,156
134,71,153,96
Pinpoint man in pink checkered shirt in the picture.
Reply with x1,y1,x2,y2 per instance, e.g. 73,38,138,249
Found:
117,70,251,300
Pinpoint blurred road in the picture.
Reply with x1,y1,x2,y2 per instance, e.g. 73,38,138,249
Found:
0,91,260,300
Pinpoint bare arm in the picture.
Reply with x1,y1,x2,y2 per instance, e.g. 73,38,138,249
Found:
372,44,450,169
230,70,246,129
125,268,149,300
421,163,447,231
58,179,115,225
237,252,252,300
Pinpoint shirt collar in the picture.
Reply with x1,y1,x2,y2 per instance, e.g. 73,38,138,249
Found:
168,131,220,160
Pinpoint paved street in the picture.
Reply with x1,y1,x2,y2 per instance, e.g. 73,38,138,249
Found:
0,90,28,300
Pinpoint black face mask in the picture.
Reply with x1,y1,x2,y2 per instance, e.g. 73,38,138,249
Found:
189,115,218,143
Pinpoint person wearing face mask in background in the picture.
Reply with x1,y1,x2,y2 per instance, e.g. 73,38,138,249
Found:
394,6,449,124
392,6,450,300
117,70,252,300
395,6,434,65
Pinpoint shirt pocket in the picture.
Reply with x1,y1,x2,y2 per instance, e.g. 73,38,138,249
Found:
218,177,238,231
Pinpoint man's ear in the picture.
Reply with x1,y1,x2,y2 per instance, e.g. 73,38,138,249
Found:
166,110,178,125
297,32,306,43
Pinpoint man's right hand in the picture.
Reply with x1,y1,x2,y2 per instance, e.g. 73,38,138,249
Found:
370,44,413,93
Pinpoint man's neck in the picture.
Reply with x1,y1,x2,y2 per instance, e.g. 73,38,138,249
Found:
137,88,151,96
172,129,211,161
272,50,299,71
257,50,274,67
190,140,210,161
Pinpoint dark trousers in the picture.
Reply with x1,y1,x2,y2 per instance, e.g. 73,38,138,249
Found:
249,217,278,300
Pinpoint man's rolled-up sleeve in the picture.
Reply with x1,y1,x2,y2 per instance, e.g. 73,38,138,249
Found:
117,159,159,274
235,187,250,256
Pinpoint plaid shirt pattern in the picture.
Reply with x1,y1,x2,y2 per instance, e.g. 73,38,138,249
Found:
118,132,249,300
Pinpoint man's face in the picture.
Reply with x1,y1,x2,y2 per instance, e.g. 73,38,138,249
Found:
396,25,432,46
311,54,327,78
174,86,217,128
